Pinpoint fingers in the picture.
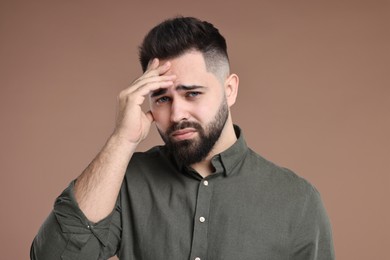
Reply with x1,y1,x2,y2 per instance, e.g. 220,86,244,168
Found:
155,60,172,75
123,58,175,97
133,77,174,97
145,110,154,123
131,58,171,86
147,58,159,71
125,73,175,96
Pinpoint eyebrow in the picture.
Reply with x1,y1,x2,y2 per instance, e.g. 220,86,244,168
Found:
151,85,206,98
151,88,167,98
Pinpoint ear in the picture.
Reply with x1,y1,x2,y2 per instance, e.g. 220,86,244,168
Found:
224,73,239,107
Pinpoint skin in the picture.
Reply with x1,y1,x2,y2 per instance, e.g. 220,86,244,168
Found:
150,50,239,175
74,50,239,223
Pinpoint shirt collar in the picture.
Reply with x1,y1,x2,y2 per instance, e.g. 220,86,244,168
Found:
211,125,248,177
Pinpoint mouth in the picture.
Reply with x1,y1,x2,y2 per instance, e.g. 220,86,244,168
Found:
170,128,197,141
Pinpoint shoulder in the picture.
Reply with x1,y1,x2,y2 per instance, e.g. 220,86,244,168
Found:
126,145,168,168
242,149,327,225
244,148,318,198
131,146,163,161
125,145,175,177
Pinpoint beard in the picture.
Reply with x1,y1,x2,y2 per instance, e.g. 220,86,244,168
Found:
158,99,229,166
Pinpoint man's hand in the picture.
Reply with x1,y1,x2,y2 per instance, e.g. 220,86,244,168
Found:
74,58,175,223
113,58,176,144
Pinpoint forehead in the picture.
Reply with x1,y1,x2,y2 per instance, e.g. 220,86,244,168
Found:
162,51,219,84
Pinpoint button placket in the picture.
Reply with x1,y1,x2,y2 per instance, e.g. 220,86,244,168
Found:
189,179,213,260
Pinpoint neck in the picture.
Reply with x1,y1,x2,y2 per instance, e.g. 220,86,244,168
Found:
191,119,237,178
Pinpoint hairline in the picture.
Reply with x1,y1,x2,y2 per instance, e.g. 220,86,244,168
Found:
152,48,230,84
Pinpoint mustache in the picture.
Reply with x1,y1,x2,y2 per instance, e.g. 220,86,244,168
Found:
166,121,203,136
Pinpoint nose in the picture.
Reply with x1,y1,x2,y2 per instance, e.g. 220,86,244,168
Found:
170,98,189,123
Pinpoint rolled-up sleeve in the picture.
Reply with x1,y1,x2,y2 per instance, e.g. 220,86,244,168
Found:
31,181,121,260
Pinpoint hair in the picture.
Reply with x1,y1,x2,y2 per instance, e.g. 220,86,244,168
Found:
139,16,230,81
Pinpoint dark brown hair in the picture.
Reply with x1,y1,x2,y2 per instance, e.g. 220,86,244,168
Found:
139,16,229,74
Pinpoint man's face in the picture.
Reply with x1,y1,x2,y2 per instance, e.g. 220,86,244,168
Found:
149,51,229,165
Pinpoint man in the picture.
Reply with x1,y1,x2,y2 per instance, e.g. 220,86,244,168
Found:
31,17,334,260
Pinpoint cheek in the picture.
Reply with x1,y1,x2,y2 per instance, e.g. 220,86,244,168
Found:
192,101,219,124
193,107,209,121
151,108,169,127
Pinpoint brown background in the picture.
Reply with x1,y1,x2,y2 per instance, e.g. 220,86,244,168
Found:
1,0,389,259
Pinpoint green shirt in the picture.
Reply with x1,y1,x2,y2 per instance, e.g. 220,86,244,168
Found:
31,126,334,260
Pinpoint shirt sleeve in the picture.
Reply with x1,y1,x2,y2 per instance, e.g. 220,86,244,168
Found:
290,185,335,260
30,181,122,260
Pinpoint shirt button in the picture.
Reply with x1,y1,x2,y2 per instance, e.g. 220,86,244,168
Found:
199,216,206,223
195,258,201,260
203,180,209,186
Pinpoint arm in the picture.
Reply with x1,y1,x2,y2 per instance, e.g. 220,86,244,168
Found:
290,187,335,260
31,182,122,260
74,59,176,223
31,59,176,259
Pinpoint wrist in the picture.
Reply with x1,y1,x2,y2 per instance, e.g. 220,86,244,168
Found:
107,132,139,154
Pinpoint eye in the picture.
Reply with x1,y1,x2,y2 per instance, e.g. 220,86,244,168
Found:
186,91,201,98
156,96,171,104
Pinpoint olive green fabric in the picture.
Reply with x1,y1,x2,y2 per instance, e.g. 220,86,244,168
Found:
31,126,334,260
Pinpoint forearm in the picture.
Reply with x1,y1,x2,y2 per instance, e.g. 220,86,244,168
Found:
32,138,133,259
74,134,137,223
